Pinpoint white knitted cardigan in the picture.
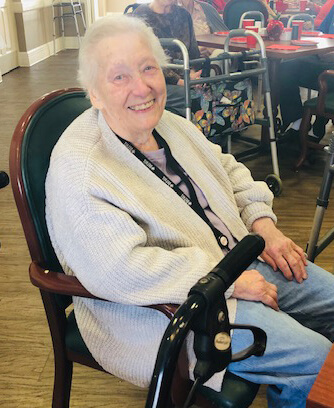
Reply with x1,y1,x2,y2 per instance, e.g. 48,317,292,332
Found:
45,107,276,391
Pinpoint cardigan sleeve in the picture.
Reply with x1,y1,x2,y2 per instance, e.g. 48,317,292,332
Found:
219,153,277,230
201,141,277,230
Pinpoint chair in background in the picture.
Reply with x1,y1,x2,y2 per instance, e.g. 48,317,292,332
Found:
223,0,269,29
52,0,86,54
124,3,141,13
239,10,266,28
287,13,315,31
9,88,261,408
296,70,334,169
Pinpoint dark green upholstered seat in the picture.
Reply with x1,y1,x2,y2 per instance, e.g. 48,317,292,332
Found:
21,90,92,273
304,94,334,114
11,88,260,408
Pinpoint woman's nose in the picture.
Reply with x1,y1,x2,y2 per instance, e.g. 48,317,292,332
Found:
132,75,151,97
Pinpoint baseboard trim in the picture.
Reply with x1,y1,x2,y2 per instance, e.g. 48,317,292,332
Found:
0,50,18,75
18,37,80,67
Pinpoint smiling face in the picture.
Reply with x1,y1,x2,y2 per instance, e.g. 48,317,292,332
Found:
88,33,167,143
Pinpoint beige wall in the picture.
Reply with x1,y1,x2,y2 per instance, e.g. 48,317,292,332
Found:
15,8,54,52
14,13,25,52
105,0,149,14
24,9,48,50
107,0,131,13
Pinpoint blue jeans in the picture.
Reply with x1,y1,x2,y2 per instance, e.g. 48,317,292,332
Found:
228,260,333,408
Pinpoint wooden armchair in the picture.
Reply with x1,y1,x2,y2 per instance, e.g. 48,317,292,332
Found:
296,70,334,169
9,88,260,408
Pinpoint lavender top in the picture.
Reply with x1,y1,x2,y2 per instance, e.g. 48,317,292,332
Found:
144,147,237,253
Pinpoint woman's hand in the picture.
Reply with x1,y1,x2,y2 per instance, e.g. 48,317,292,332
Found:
252,218,308,283
177,69,202,86
232,269,279,311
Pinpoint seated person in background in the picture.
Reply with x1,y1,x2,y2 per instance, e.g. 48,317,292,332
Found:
46,14,334,408
134,0,202,116
309,0,334,29
319,2,334,34
278,0,334,138
178,0,228,57
279,55,334,141
263,0,277,19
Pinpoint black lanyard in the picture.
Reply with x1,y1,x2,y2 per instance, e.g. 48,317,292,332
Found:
117,130,230,251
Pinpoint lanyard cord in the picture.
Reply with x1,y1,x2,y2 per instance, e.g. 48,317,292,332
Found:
116,130,230,251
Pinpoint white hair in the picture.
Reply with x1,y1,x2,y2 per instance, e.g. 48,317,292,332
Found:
78,15,169,91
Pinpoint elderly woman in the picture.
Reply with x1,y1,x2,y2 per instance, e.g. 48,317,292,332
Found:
46,15,334,407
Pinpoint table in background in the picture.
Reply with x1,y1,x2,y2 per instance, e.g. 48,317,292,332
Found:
307,344,334,407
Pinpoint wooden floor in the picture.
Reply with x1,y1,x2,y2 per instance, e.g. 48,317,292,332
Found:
0,50,333,407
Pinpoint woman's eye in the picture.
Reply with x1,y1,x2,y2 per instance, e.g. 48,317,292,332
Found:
144,66,156,72
114,74,124,81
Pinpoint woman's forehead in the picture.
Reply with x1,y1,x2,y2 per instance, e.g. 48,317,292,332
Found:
97,33,150,54
96,35,156,66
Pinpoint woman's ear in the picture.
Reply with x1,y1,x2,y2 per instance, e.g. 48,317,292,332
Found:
88,87,104,110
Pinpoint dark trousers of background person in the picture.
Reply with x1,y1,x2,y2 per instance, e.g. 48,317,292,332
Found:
166,84,187,118
279,55,334,137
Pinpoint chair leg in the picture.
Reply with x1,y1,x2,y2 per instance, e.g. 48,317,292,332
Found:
52,355,73,408
307,88,312,100
295,107,312,170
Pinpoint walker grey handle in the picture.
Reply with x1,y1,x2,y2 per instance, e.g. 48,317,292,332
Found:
224,29,267,74
239,11,265,28
159,38,191,120
287,14,315,30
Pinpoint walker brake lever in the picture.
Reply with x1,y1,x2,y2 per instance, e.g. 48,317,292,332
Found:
230,323,267,362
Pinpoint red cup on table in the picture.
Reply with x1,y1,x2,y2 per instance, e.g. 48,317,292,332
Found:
246,26,259,48
292,20,304,39
243,19,255,28
276,1,287,12
300,0,307,11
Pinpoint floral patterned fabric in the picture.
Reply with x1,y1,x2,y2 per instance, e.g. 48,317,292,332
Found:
190,79,255,140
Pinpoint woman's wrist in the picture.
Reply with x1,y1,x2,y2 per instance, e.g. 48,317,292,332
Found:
251,217,276,235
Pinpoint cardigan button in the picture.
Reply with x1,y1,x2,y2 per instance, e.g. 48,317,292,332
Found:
219,236,228,247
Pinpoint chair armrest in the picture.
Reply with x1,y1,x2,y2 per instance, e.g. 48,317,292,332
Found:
317,70,334,116
29,261,178,319
29,261,100,299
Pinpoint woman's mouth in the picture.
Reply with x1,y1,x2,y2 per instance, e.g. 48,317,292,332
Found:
129,99,154,111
